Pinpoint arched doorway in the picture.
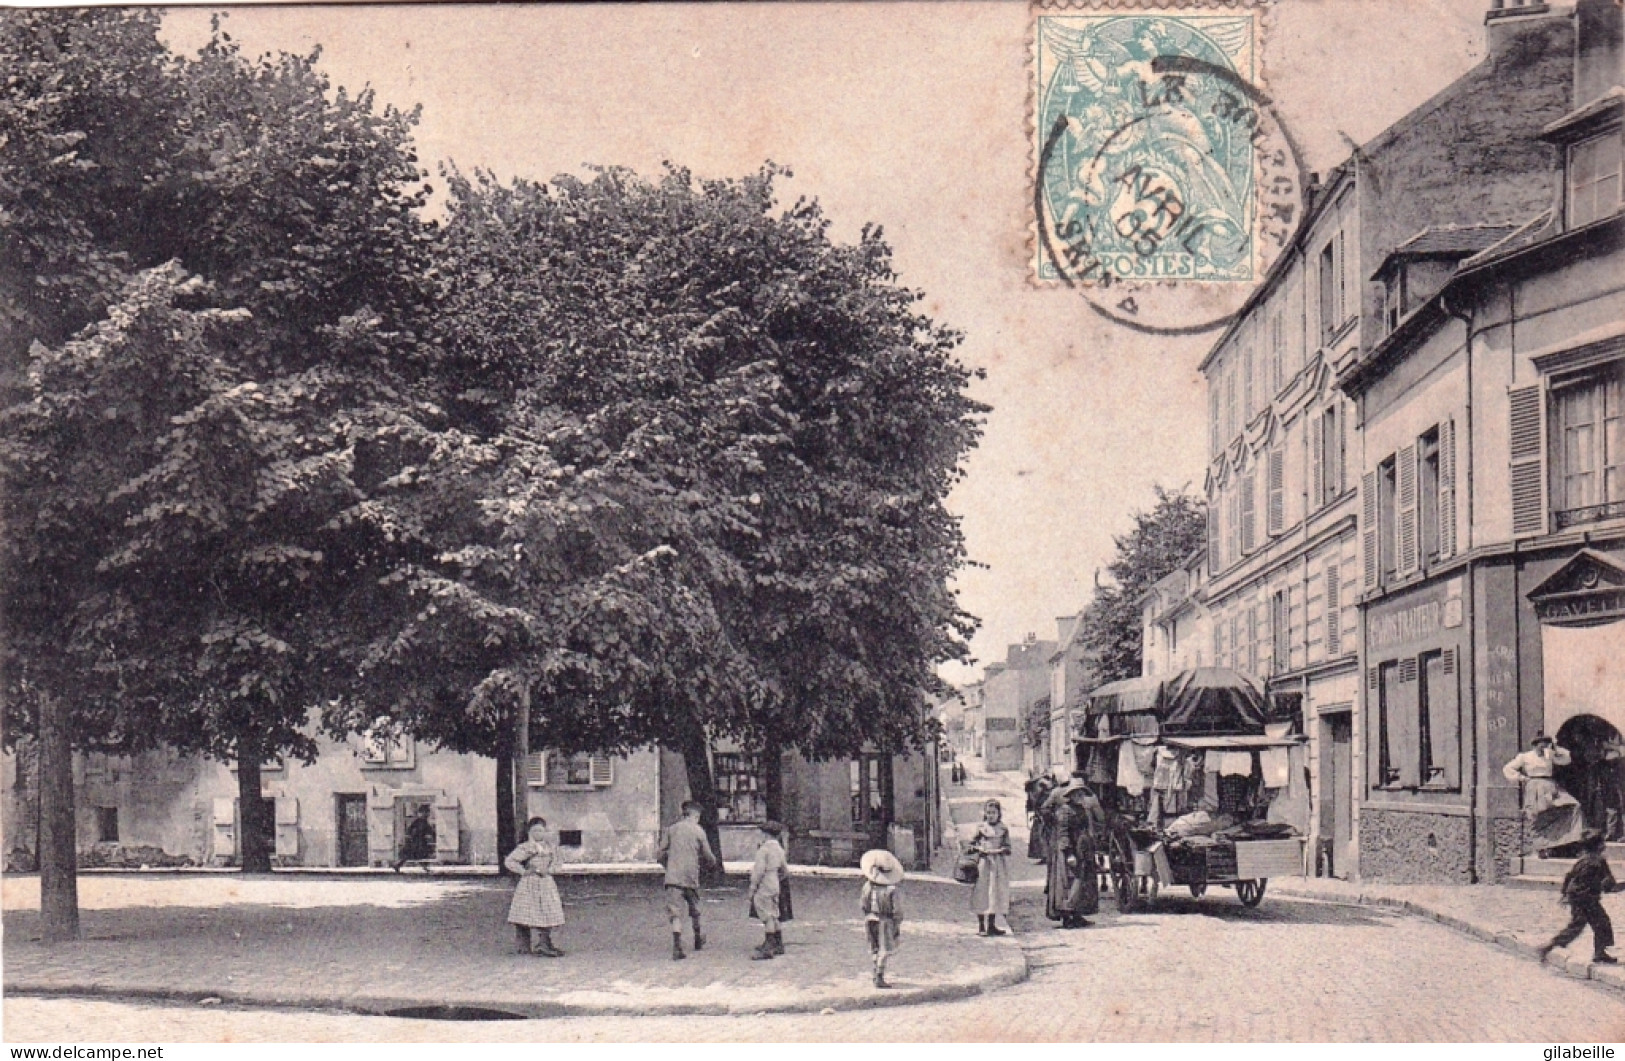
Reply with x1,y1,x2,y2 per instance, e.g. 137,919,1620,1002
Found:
1555,715,1625,842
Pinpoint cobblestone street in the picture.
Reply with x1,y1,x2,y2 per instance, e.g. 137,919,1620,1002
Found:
10,890,1625,1042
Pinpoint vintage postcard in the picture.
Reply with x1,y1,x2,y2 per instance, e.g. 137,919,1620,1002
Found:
2,0,1623,1050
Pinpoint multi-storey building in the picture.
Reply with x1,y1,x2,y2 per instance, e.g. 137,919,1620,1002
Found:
1199,3,1576,878
981,635,1057,772
1140,550,1211,678
1338,0,1623,884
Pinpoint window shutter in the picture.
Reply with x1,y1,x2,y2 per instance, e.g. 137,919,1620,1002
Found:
1241,471,1257,553
1311,415,1326,510
1396,443,1419,575
1438,417,1457,559
1248,604,1259,675
1267,446,1285,535
434,801,460,860
523,751,548,787
1361,471,1379,589
1325,565,1341,657
1508,384,1547,537
1336,229,1348,327
1208,504,1220,575
1327,406,1343,499
590,755,614,787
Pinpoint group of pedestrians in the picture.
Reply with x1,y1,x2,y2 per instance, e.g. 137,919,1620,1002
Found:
501,799,911,986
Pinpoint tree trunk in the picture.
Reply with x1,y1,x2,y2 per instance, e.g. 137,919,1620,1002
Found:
236,727,272,874
37,693,79,943
495,743,516,875
512,687,531,852
763,741,784,824
679,721,725,887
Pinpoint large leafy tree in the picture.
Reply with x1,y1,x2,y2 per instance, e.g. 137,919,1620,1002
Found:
1080,486,1207,683
1,10,436,939
345,165,985,872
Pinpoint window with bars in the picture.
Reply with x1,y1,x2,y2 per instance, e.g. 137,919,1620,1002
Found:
1568,130,1622,230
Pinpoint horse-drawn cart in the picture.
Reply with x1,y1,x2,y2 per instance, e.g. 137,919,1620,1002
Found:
1075,669,1310,911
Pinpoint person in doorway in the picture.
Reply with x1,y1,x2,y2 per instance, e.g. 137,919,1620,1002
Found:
1044,778,1102,929
859,848,905,989
969,798,1012,936
1540,828,1618,965
503,816,565,957
747,820,788,960
657,800,718,961
1505,733,1586,857
393,804,436,872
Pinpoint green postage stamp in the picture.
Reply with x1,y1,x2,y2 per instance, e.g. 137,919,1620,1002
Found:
1033,7,1299,310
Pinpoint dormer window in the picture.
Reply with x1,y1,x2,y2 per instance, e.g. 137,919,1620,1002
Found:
1568,129,1622,229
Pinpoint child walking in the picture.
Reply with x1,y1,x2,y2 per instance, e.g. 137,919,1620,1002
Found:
1540,828,1618,965
748,821,788,960
860,848,905,989
504,816,566,957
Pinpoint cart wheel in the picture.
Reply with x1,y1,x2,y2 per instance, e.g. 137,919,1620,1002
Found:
1236,879,1266,907
1109,831,1139,912
1188,881,1207,899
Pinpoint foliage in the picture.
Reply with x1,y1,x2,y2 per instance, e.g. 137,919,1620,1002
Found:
1079,486,1206,683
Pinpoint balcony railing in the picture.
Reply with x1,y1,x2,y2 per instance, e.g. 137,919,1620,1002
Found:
1553,499,1625,530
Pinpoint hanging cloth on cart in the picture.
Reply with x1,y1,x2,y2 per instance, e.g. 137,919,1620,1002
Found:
1260,747,1291,789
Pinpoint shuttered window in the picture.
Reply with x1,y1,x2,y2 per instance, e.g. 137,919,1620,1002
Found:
1509,383,1548,536
1396,443,1419,576
1438,418,1458,559
1207,504,1220,575
1420,649,1461,789
1325,565,1341,658
1267,446,1285,536
1311,413,1326,511
1240,470,1257,554
1362,471,1379,590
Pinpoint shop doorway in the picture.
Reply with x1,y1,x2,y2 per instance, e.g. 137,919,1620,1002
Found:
1555,715,1625,841
336,794,369,867
1320,712,1354,878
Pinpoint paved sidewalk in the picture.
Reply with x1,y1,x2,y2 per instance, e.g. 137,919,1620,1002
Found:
1275,875,1625,995
2,872,1024,1018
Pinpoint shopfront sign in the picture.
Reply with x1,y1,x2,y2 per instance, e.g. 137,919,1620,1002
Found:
1528,549,1625,629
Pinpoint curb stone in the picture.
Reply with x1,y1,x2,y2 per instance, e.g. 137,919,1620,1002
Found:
1274,883,1622,998
5,937,1028,1021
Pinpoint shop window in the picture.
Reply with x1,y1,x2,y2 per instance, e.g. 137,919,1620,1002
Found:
1550,363,1625,529
850,753,892,828
714,752,767,824
96,806,119,843
1568,129,1622,229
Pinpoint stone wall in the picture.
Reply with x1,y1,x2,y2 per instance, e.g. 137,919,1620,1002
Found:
1358,807,1473,884
1488,814,1522,883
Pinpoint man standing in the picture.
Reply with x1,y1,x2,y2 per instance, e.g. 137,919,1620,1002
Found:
657,800,718,961
1540,828,1618,965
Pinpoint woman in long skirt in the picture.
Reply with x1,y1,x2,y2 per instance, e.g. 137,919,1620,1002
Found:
970,799,1012,936
1043,781,1101,929
505,816,566,956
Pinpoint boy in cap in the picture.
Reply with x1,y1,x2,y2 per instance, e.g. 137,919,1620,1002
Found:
1540,828,1619,965
657,800,718,961
860,848,905,989
748,820,788,960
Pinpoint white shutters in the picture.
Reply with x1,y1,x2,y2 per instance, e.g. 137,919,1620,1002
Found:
1396,443,1419,576
1267,446,1285,536
433,799,461,861
1362,470,1379,590
1312,414,1326,510
1509,384,1547,537
523,751,548,787
1208,504,1220,574
589,755,615,787
274,797,299,857
1438,417,1458,559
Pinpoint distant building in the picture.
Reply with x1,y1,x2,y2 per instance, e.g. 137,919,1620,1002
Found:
1047,613,1096,773
981,635,1056,772
1139,550,1212,678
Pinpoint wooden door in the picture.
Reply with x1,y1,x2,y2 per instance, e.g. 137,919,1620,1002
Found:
336,794,369,868
1331,715,1354,878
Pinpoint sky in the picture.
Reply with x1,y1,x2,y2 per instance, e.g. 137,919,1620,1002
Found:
160,1,1499,684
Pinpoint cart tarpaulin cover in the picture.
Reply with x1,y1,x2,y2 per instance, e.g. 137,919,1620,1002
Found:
1084,675,1164,716
1158,668,1269,735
